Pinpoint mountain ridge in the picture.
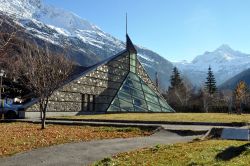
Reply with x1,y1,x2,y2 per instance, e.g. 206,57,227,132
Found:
0,0,174,89
175,44,250,87
219,68,250,90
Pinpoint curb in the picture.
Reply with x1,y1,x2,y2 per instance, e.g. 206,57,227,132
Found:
46,118,249,127
1,119,161,130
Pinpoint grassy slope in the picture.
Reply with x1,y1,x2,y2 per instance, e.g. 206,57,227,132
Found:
0,123,151,157
53,113,250,123
95,140,250,166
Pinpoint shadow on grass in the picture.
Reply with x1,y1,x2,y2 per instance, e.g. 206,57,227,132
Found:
216,143,250,161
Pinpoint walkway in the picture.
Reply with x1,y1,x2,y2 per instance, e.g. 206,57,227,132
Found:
0,129,200,166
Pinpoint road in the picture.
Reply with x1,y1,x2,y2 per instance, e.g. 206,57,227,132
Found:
0,129,201,166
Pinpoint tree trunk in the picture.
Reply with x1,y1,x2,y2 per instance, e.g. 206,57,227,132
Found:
203,98,208,113
239,103,242,115
41,97,49,129
41,110,46,129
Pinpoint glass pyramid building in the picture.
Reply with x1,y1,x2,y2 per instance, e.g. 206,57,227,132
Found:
25,34,174,116
107,35,174,113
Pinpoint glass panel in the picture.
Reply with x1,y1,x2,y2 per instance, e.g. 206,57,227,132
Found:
130,87,145,99
147,101,162,112
130,59,136,66
130,54,136,73
121,108,130,112
128,72,140,82
161,107,172,112
159,98,171,109
119,98,134,112
107,69,174,113
145,93,159,104
130,66,136,73
120,85,144,100
118,91,132,103
107,105,121,112
124,79,142,90
142,83,157,96
111,97,120,107
130,53,136,60
132,97,147,109
121,85,131,93
134,106,147,112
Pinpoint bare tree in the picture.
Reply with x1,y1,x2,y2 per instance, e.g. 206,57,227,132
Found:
221,89,233,114
201,87,209,113
17,44,75,129
0,16,18,60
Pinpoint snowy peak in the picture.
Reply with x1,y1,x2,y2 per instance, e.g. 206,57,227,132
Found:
0,0,123,50
192,44,250,65
0,0,174,89
36,5,101,33
176,44,250,87
0,0,100,34
216,44,233,52
0,0,42,18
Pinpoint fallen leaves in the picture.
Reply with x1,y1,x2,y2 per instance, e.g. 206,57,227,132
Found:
0,123,151,157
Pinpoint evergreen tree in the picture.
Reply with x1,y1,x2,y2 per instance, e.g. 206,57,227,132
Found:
205,66,217,95
169,67,183,89
168,67,190,107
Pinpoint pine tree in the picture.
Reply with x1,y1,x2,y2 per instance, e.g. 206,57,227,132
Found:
168,67,189,106
169,67,183,89
205,66,217,95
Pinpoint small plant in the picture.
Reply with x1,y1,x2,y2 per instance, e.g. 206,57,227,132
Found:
243,146,250,155
155,144,161,149
151,144,161,152
187,161,198,166
94,157,113,166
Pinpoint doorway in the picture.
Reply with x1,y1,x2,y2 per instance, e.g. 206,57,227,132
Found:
81,94,95,111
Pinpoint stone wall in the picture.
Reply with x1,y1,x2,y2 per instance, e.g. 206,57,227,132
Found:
26,52,130,113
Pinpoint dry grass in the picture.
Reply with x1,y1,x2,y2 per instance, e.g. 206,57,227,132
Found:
94,140,250,166
0,122,151,157
53,113,250,123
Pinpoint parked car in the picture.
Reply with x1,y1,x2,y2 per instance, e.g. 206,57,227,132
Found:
0,102,23,119
0,98,37,119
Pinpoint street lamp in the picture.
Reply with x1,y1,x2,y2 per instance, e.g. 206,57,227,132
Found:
0,69,5,118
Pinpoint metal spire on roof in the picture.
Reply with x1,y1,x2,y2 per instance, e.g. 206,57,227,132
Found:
125,13,137,54
126,13,128,35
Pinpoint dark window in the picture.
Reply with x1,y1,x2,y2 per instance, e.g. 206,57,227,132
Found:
81,94,95,111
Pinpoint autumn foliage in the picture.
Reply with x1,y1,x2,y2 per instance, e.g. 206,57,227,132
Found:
0,123,151,157
234,81,249,114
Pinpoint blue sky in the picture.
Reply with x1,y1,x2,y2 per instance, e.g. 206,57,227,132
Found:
44,0,250,62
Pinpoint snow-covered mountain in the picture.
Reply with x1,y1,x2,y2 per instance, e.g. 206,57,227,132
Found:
175,44,250,87
0,0,174,89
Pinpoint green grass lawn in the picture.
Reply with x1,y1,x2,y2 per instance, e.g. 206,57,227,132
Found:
94,140,250,166
51,113,250,123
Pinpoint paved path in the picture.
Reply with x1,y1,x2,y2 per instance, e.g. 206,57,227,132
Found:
0,129,200,166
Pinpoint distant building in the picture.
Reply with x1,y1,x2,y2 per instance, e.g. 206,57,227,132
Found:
21,35,174,118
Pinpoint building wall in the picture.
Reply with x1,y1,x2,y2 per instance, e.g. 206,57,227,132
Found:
26,51,130,114
25,48,173,117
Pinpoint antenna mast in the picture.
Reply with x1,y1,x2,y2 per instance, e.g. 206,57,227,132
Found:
126,13,128,35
